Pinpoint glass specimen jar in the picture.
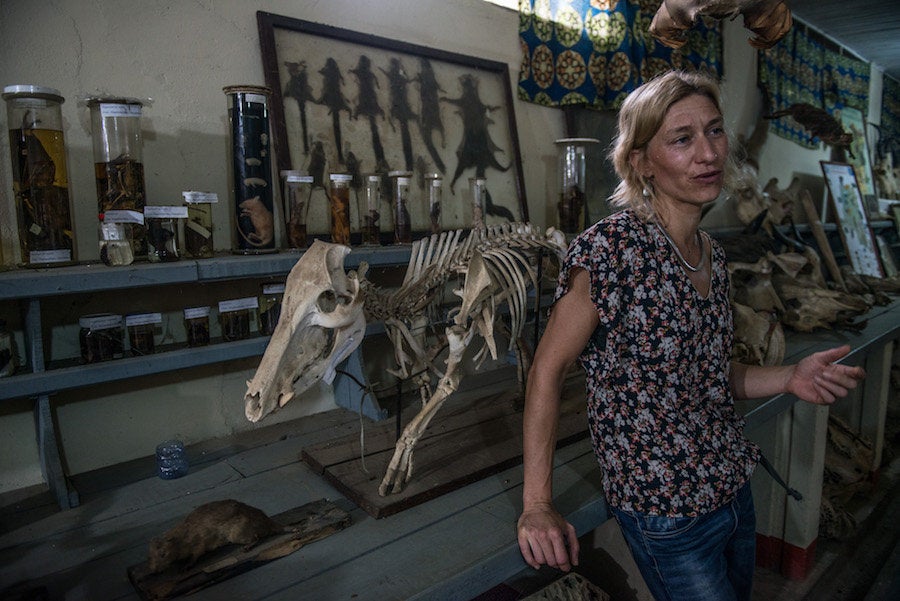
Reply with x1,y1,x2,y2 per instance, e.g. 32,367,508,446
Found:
281,170,312,249
359,174,382,245
126,312,161,356
389,170,412,244
88,97,148,256
224,85,276,254
425,173,443,235
98,209,140,266
328,173,352,245
0,319,17,377
258,282,285,336
218,296,258,342
468,177,487,230
3,85,77,267
556,138,598,235
144,205,186,262
78,313,124,363
183,306,211,347
182,190,217,259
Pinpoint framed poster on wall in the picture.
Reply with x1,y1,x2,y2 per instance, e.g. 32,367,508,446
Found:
256,11,527,240
839,106,878,216
820,161,883,277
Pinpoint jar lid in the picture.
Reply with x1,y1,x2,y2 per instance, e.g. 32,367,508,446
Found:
3,85,64,103
222,85,271,96
554,138,601,144
85,95,144,107
329,173,353,182
79,313,123,330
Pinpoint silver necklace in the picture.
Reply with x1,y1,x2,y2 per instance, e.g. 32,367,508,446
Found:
656,222,705,273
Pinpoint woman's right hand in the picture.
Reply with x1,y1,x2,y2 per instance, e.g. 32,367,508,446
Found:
517,502,579,571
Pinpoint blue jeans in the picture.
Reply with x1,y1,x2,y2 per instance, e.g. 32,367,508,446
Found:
611,482,756,601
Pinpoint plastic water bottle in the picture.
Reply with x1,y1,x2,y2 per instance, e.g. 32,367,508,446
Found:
156,440,189,479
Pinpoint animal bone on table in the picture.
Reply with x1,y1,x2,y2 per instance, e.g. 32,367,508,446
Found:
245,223,567,496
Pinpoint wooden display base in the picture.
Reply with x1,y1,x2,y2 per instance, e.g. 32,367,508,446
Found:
303,376,588,519
127,498,351,600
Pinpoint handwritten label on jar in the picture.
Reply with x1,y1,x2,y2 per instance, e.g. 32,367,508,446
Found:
182,190,219,204
218,297,259,313
103,210,145,224
99,103,142,118
125,313,162,326
183,306,211,319
144,206,189,219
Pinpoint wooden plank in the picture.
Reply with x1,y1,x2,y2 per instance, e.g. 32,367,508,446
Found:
126,499,351,601
303,378,588,518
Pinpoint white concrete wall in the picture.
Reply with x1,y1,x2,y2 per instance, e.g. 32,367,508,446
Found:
0,2,883,495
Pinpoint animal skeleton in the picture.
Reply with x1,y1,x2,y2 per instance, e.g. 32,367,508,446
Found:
649,0,792,49
245,224,567,496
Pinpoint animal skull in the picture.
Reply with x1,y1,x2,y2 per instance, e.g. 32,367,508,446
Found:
244,240,366,422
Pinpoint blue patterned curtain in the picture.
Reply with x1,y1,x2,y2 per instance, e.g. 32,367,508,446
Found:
758,21,869,149
517,0,723,110
881,76,900,162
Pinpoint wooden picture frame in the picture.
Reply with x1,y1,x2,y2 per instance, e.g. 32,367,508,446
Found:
820,161,883,277
838,106,878,216
257,11,527,240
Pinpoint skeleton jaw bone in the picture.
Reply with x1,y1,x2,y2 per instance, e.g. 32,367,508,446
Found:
244,240,366,423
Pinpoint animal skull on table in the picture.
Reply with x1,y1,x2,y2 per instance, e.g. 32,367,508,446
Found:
245,240,366,423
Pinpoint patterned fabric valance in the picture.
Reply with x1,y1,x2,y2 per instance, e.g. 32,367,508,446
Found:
881,76,900,162
517,0,723,110
758,20,870,149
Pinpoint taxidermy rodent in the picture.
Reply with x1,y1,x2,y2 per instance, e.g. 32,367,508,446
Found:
147,499,284,573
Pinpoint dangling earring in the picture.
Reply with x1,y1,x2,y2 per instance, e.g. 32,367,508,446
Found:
642,186,651,199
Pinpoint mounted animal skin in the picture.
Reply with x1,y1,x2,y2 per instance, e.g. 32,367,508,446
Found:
649,0,792,49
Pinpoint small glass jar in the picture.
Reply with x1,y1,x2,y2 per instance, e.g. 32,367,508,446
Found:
329,173,352,245
98,209,140,266
88,97,148,256
183,306,211,347
224,85,276,254
218,297,258,342
359,174,382,245
556,138,598,234
182,191,217,259
468,177,487,230
281,171,312,249
258,282,285,336
0,319,17,378
125,312,161,356
389,170,412,244
425,173,443,235
3,85,77,267
144,205,186,262
156,439,189,480
78,313,124,363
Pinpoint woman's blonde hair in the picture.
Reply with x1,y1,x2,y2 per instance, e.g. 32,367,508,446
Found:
608,69,738,220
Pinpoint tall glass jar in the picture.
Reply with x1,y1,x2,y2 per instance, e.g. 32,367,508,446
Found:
425,173,443,235
3,85,77,267
329,173,352,245
78,313,124,363
389,171,412,244
468,177,487,230
182,190,217,259
88,97,148,256
281,171,312,249
359,174,382,245
224,85,276,254
556,138,598,234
